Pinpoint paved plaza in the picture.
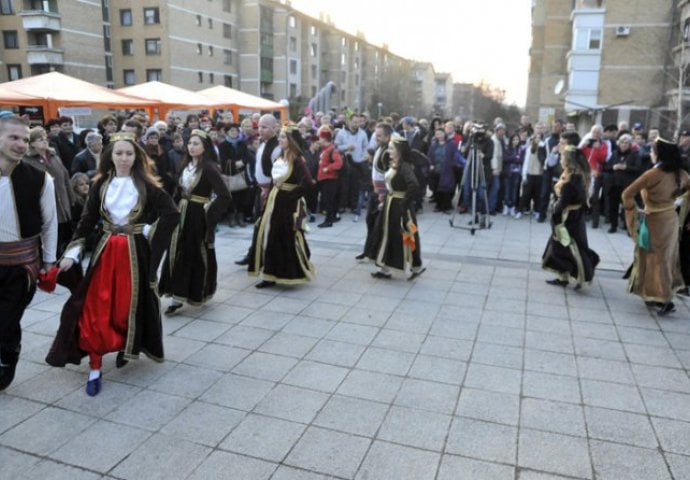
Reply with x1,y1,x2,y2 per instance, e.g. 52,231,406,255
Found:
2,208,690,480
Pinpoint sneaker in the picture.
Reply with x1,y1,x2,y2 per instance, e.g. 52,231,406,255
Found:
502,205,510,215
514,211,522,219
509,207,516,216
353,215,359,222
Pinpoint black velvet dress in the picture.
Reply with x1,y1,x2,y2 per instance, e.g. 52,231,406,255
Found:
159,161,231,304
46,177,179,366
542,174,600,285
248,156,316,284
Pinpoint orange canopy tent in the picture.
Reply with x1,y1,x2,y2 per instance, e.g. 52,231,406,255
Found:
197,85,288,124
0,72,155,119
117,81,219,120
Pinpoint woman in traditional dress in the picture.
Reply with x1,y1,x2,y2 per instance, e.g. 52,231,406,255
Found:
47,131,178,396
159,129,231,313
248,124,315,288
622,137,690,315
370,133,425,280
542,146,600,289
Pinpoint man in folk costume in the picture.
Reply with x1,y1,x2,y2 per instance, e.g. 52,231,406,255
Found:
0,115,58,390
360,122,392,260
235,114,281,266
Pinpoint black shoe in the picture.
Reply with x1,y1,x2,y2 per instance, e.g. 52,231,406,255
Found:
0,347,19,391
677,287,690,297
607,226,617,233
165,303,183,315
309,215,316,223
370,271,392,279
235,255,249,266
85,372,102,397
645,301,663,308
591,223,599,229
317,221,333,228
537,216,546,223
116,351,128,369
546,279,568,287
408,267,426,281
355,253,366,260
255,280,276,289
657,302,676,316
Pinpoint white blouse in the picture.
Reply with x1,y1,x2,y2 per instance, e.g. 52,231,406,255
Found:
181,162,198,191
272,158,289,183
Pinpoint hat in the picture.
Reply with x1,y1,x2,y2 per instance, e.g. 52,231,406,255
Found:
318,129,332,141
145,126,159,139
633,122,643,130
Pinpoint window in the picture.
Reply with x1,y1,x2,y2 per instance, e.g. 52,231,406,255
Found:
224,75,232,87
288,15,296,28
208,18,213,29
145,38,160,55
105,55,113,82
311,64,317,79
0,0,14,15
310,25,317,36
341,37,346,47
7,65,21,80
355,41,359,52
575,28,602,50
223,23,231,39
121,39,134,55
223,49,232,65
341,53,346,65
209,73,214,83
341,71,346,83
146,69,162,82
289,59,297,75
290,83,297,98
198,71,203,83
289,36,296,52
120,9,132,26
123,69,135,85
143,7,159,25
196,43,202,55
208,45,213,56
311,86,316,97
196,14,201,26
3,30,18,49
103,25,111,52
310,43,317,57
222,0,232,13
102,0,110,22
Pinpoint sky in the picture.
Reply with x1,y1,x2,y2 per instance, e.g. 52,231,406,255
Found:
290,0,533,106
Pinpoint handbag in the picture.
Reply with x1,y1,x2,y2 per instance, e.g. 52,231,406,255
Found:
554,224,571,247
222,172,248,192
638,215,650,251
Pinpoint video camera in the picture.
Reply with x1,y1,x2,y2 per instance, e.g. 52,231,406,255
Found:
470,123,488,143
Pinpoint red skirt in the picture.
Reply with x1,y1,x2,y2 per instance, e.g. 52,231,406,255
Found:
78,235,132,356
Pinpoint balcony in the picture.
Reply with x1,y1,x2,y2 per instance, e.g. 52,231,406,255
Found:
20,11,61,31
26,46,64,65
260,68,273,83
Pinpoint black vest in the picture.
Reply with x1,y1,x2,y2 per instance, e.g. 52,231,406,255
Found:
261,136,280,178
9,161,46,238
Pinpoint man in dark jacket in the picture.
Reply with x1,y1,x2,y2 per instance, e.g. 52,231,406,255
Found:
54,116,82,172
71,131,102,178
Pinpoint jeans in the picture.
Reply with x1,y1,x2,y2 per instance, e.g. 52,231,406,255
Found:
488,175,501,213
463,172,487,213
503,172,521,208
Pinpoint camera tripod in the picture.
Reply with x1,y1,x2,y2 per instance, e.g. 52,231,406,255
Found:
449,140,492,234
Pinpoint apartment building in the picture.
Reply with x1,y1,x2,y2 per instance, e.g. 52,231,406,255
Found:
527,0,680,132
0,0,453,118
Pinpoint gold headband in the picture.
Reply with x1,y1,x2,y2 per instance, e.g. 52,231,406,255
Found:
281,123,299,134
191,128,208,139
655,136,674,146
390,132,406,144
110,131,137,143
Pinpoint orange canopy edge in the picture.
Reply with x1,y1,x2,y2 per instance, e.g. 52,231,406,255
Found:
197,85,288,124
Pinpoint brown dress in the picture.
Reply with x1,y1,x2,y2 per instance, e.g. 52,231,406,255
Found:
622,166,690,303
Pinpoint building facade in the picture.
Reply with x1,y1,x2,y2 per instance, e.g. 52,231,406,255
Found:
527,0,683,133
0,0,455,118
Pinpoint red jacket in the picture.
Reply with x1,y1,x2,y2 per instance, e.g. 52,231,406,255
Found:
317,144,343,181
580,142,608,176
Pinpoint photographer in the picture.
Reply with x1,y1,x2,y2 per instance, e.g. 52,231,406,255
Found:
334,114,369,220
579,125,608,228
461,123,494,224
317,127,343,228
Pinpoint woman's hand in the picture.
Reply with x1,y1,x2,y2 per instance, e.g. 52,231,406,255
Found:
59,258,74,272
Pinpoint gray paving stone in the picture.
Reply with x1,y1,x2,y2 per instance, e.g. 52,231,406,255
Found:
464,363,522,394
631,363,690,393
262,296,311,314
477,324,525,347
408,354,466,385
384,312,434,335
419,335,473,361
446,417,517,464
581,379,646,413
370,328,425,353
340,307,392,327
524,349,578,377
518,429,591,479
666,453,690,480
377,405,451,451
520,398,586,437
624,343,683,369
356,441,441,480
577,356,635,384
232,351,299,382
183,343,251,371
257,332,319,358
241,310,295,330
160,401,245,446
428,318,479,340
590,440,671,480
301,301,349,321
161,335,206,362
573,336,628,361
337,369,404,403
0,396,44,433
522,370,582,404
0,407,94,456
525,316,571,336
253,384,329,423
173,319,232,342
271,466,331,480
214,324,274,349
285,426,371,478
219,414,305,462
112,433,212,480
197,304,254,323
394,378,460,414
438,454,515,480
641,388,690,422
617,326,670,347
199,373,274,411
652,417,690,456
356,347,415,376
105,389,190,431
281,360,350,392
314,395,389,437
21,459,102,480
571,320,619,340
49,419,150,472
525,330,574,354
306,339,366,367
0,445,39,478
471,342,523,369
149,363,223,398
6,367,83,404
585,406,658,448
456,387,520,425
325,322,379,345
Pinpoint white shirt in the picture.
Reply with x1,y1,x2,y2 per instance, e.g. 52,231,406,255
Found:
0,171,57,263
254,140,282,186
